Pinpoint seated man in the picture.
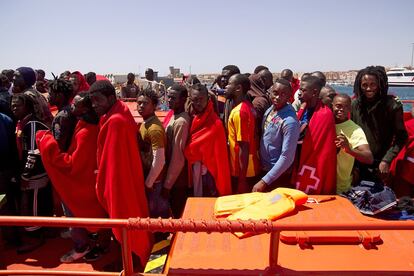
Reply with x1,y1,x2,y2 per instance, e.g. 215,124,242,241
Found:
332,94,373,194
253,79,300,192
185,83,231,197
294,76,337,194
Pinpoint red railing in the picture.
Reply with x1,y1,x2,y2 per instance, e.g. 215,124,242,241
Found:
1,216,414,276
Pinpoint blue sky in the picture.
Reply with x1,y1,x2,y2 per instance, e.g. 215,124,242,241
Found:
1,0,414,77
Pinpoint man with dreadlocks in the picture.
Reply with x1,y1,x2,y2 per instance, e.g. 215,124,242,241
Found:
48,77,77,151
351,66,408,183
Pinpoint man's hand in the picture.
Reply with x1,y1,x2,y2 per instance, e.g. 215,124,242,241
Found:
379,161,390,174
335,134,351,153
252,180,267,192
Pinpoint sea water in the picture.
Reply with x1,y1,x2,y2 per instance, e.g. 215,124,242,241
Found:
332,85,414,111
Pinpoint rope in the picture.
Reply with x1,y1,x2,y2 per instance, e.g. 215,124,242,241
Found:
127,217,274,234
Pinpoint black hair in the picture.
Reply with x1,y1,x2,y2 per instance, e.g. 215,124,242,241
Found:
36,69,46,78
301,75,323,91
170,83,188,99
311,71,327,87
145,68,154,74
222,65,240,75
127,72,135,79
259,69,273,82
281,69,293,80
190,83,209,97
274,78,292,93
137,89,159,106
334,93,351,103
0,74,8,87
76,92,99,124
89,80,116,98
353,65,388,101
301,72,311,81
48,77,73,99
232,73,251,94
85,72,96,85
1,69,14,82
254,65,269,74
60,71,71,78
187,76,200,85
12,93,35,113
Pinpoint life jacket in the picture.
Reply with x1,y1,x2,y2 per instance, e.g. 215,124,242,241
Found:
214,188,308,238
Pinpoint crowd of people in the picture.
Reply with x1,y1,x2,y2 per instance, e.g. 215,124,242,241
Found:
0,64,413,271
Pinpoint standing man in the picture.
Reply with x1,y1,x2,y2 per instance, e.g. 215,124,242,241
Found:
121,73,140,99
332,94,373,194
12,93,53,254
252,79,300,192
280,68,300,101
320,85,336,109
137,89,169,221
163,84,190,218
48,78,77,151
35,69,48,94
247,69,272,137
89,80,152,271
0,74,12,117
225,74,260,193
280,68,300,106
185,83,231,197
13,67,53,127
294,76,337,194
221,65,241,127
141,68,164,96
37,93,108,263
1,69,14,95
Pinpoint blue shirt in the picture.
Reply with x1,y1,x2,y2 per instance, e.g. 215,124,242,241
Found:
260,104,300,185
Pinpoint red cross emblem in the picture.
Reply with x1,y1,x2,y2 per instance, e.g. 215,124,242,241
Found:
295,165,320,194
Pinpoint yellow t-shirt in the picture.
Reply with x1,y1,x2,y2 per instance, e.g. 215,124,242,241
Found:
139,115,166,176
227,101,260,177
336,120,368,194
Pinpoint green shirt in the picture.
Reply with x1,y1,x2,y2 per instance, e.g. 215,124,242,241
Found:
336,120,368,193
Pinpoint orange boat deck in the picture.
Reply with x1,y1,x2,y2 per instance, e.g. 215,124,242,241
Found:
0,235,120,274
165,196,414,275
1,196,414,275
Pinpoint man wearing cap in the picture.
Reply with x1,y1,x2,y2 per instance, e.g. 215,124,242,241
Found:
13,67,53,127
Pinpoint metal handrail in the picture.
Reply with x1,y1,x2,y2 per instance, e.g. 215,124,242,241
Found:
1,216,414,276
